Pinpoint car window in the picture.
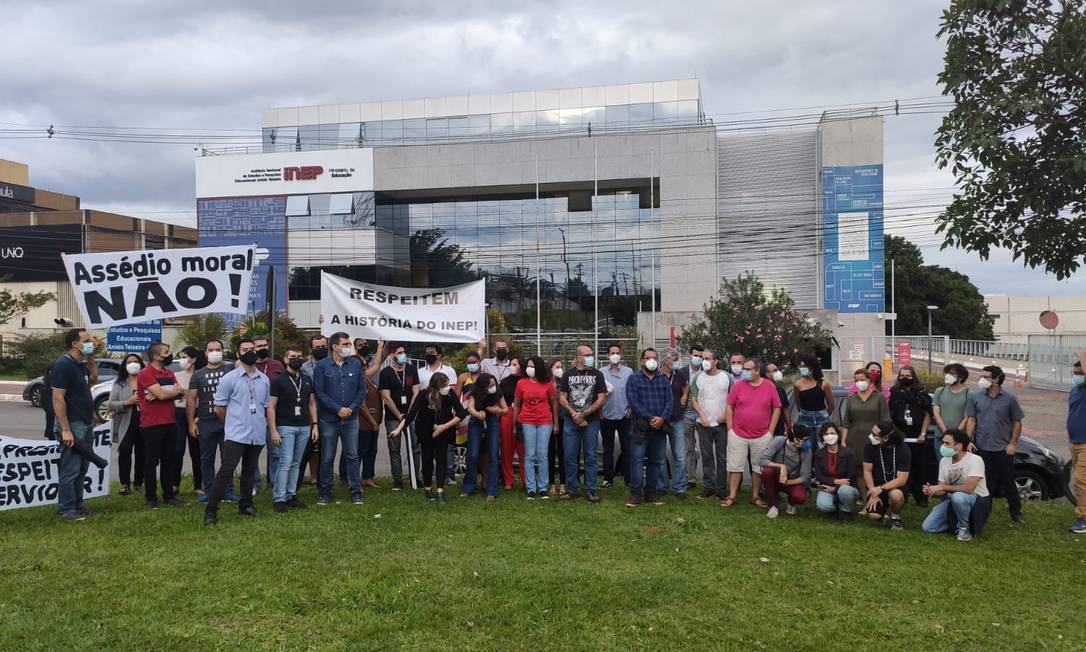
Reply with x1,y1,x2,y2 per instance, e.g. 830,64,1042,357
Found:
96,360,120,375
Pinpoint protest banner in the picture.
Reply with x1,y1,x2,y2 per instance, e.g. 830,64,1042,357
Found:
0,422,112,511
62,245,257,328
320,271,485,343
107,319,162,353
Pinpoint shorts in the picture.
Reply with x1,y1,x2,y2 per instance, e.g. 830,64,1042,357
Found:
726,431,772,473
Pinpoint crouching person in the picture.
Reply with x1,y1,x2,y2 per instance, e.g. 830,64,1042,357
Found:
759,424,813,518
863,420,911,530
813,423,861,521
921,429,991,541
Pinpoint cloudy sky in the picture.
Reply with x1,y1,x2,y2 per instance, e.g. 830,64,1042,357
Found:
1,0,1080,296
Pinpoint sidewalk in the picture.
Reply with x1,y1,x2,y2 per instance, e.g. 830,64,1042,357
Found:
0,381,28,402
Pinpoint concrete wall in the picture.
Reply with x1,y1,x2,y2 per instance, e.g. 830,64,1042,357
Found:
985,294,1086,337
0,159,29,185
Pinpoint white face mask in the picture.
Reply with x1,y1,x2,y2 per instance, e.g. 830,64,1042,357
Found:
977,377,993,390
644,358,658,371
526,366,536,378
438,387,450,396
731,364,743,375
126,362,141,375
869,433,881,446
553,367,564,379
609,354,621,365
178,358,191,371
340,346,354,359
944,374,957,385
486,385,497,395
702,360,713,371
823,433,839,446
771,370,783,382
207,351,223,364
855,380,869,392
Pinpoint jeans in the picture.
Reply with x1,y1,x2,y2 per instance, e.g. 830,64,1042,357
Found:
922,491,978,534
359,429,379,481
198,421,226,494
797,410,829,450
521,422,552,494
142,423,177,503
656,418,688,495
319,417,361,498
55,420,93,516
463,415,500,496
683,414,699,484
815,485,861,513
601,417,630,483
205,440,262,516
696,423,728,494
273,425,310,503
385,416,422,487
563,417,600,495
627,419,668,498
978,448,1022,518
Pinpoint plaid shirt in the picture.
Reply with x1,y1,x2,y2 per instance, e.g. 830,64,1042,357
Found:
625,370,673,422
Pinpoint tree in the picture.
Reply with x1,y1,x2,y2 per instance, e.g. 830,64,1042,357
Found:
935,1,1086,279
230,311,307,358
174,314,227,351
410,228,478,286
885,235,994,339
678,274,830,366
0,287,54,327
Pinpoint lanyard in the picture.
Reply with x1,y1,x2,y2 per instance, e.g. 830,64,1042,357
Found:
288,373,303,407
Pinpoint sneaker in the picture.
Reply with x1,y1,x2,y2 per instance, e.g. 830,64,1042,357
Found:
436,492,447,504
625,494,642,508
560,492,579,501
890,515,904,531
203,512,217,526
698,489,716,499
195,493,209,504
351,493,364,505
60,511,86,522
766,506,779,519
274,501,289,513
316,496,331,506
955,528,973,542
446,478,457,486
785,505,797,516
392,480,403,492
485,495,496,503
527,492,536,501
164,498,185,507
287,497,307,509
1012,513,1027,524
586,492,600,503
649,494,665,506
601,480,613,489
674,492,687,501
239,505,258,517
539,492,550,500
425,490,435,501
224,489,241,503
1068,519,1086,534
145,500,159,510
119,485,131,495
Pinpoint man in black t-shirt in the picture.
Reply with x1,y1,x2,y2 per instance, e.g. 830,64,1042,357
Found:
50,328,98,521
558,344,608,501
862,420,912,530
268,347,318,511
378,343,422,490
187,339,239,503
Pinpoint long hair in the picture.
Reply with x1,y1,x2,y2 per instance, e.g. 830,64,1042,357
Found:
798,353,824,383
116,354,144,384
866,361,884,390
525,356,552,383
470,373,497,404
427,372,450,412
894,365,924,393
180,345,205,371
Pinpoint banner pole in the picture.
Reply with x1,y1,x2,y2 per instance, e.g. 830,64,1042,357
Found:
535,151,541,356
593,139,599,358
406,427,418,490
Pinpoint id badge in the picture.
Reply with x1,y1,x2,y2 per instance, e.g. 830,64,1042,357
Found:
400,396,407,406
249,403,256,414
294,405,302,417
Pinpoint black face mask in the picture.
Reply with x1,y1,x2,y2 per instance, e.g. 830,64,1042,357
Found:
256,348,269,359
312,347,329,361
495,348,508,361
288,358,305,371
899,377,913,387
425,353,438,364
357,346,370,357
160,353,174,367
239,351,258,366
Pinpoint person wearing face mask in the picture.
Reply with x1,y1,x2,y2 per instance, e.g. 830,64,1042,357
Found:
966,365,1025,524
692,350,731,500
547,359,567,497
417,345,458,486
457,351,483,392
302,334,329,379
137,341,184,509
759,424,813,518
793,354,835,439
933,363,970,485
656,349,689,500
50,328,100,521
849,361,891,399
379,343,422,491
863,420,911,530
390,372,467,504
463,373,507,501
723,358,781,509
187,339,240,504
600,344,634,488
840,368,890,491
1066,352,1086,533
559,345,608,502
513,356,557,500
203,338,271,525
312,332,368,505
921,429,991,541
341,338,383,489
764,362,791,438
170,346,204,496
813,423,860,520
112,353,146,496
480,338,514,383
251,335,285,380
679,344,704,491
889,365,932,507
298,334,329,489
623,348,673,507
727,353,746,386
268,347,319,513
499,357,528,489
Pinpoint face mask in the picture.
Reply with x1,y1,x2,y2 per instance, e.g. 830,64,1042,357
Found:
584,355,595,368
312,347,329,361
288,358,305,370
823,433,839,446
799,367,811,377
256,348,269,359
899,377,913,387
644,359,658,372
944,374,957,385
771,370,783,382
487,385,497,395
1074,374,1086,387
940,445,957,458
438,387,450,396
526,366,536,378
358,346,370,356
466,363,479,373
609,354,621,365
690,356,702,368
702,360,712,371
869,370,881,382
977,377,992,390
179,358,191,371
868,433,881,446
855,380,869,392
425,353,438,364
741,370,753,381
731,364,743,375
553,367,564,379
126,362,141,375
495,348,508,361
395,353,407,365
160,353,174,367
81,342,95,355
207,351,223,364
239,350,258,366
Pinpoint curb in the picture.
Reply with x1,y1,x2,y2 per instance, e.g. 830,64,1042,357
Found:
0,394,25,402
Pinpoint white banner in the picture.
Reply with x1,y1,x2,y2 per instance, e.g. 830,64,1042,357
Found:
0,423,112,511
62,245,256,328
320,271,485,343
195,148,374,198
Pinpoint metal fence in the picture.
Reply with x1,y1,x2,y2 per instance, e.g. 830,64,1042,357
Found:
1027,334,1086,390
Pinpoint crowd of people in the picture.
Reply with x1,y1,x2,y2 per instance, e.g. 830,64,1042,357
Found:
45,327,1086,537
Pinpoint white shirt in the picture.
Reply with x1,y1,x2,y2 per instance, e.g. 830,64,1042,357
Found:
694,371,731,426
939,451,989,497
418,364,457,390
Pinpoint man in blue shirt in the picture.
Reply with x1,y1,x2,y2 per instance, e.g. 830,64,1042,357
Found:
601,344,634,488
1068,352,1086,533
50,328,99,522
203,338,270,525
313,331,367,505
624,347,673,508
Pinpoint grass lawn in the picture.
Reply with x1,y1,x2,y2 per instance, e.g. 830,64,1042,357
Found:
1,479,1084,650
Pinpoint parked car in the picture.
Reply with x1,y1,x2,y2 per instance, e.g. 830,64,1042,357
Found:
23,358,123,407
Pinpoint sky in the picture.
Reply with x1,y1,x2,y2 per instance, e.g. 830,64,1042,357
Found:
1,0,1081,296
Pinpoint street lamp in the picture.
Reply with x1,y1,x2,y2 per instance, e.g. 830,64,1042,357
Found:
926,305,939,374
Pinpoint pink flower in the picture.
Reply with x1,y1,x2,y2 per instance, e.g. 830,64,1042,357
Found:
737,336,745,342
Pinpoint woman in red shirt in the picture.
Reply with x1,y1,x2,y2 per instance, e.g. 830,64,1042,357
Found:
513,356,557,500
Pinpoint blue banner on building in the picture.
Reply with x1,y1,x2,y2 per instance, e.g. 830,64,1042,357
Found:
822,164,884,313
107,320,162,353
197,196,288,328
